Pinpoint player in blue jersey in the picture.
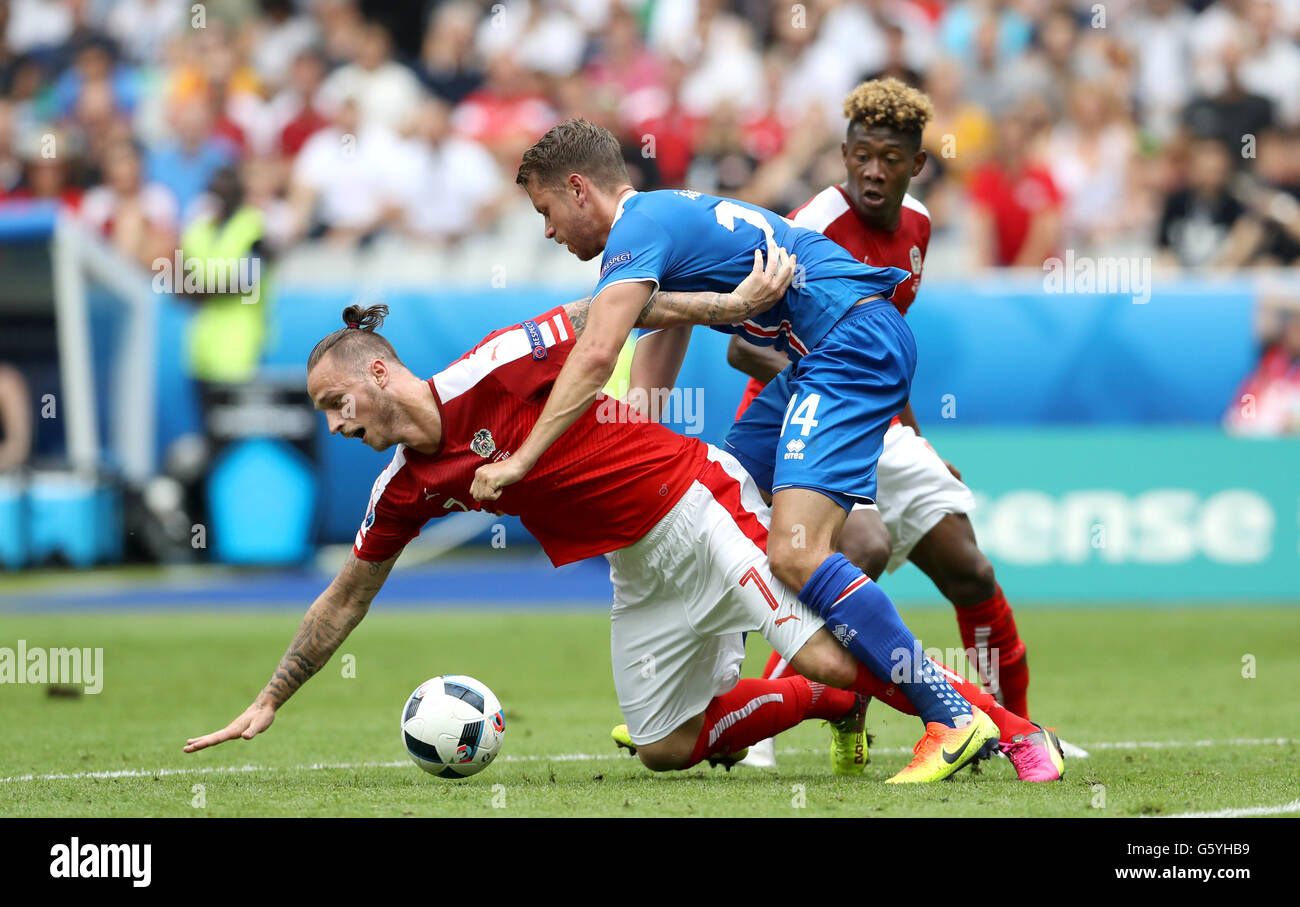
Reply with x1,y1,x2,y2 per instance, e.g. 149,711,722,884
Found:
469,119,997,782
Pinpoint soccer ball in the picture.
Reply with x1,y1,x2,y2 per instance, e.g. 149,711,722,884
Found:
400,674,505,778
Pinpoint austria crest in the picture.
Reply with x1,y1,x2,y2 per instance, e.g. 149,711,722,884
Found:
470,429,496,458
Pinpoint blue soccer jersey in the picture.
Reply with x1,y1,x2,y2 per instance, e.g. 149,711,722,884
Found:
595,190,907,358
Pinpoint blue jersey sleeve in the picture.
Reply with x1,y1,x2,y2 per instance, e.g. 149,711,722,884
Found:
592,211,673,301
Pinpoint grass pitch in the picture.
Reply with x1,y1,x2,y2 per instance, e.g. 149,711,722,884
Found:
2,606,1297,817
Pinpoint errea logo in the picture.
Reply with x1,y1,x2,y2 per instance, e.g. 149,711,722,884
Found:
601,251,632,276
784,438,805,460
831,624,858,647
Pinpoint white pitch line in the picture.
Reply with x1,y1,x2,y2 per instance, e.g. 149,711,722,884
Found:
1154,798,1300,819
0,737,1292,785
1080,737,1294,751
0,752,623,784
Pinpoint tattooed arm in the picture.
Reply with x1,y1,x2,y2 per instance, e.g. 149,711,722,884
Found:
559,241,797,341
183,551,398,752
635,287,773,330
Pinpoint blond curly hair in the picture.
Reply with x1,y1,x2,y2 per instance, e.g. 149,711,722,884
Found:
842,78,935,144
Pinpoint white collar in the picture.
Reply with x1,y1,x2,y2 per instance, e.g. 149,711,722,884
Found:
611,189,638,226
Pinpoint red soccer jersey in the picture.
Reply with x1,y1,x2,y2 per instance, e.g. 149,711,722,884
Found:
353,307,707,567
787,185,931,316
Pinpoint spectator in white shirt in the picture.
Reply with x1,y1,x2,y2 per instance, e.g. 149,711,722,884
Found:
317,21,422,133
286,95,404,246
390,97,505,243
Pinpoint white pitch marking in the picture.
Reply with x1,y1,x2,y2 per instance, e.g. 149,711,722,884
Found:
1078,737,1293,751
1153,798,1300,819
0,753,624,784
0,737,1292,785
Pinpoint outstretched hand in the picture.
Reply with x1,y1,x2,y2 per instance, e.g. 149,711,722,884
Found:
184,700,275,753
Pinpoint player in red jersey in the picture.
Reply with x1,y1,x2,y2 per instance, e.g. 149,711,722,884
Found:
184,289,1049,782
633,79,1060,780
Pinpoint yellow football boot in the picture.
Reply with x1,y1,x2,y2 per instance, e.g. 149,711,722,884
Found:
885,706,998,783
829,694,870,775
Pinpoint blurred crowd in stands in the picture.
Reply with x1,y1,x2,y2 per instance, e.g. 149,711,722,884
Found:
0,0,1298,275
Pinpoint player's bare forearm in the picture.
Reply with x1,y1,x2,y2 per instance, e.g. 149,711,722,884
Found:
566,290,769,336
726,334,790,383
184,552,398,753
260,552,394,708
636,289,762,328
635,242,795,329
563,243,792,341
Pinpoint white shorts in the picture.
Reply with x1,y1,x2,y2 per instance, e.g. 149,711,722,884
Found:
606,446,823,746
853,423,976,573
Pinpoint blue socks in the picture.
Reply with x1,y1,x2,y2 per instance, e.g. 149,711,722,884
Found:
799,553,972,727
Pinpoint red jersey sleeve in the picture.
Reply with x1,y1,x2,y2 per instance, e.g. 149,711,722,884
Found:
352,449,432,562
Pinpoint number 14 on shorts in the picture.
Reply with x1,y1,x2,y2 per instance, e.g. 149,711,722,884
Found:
781,393,820,460
782,393,821,436
741,567,801,626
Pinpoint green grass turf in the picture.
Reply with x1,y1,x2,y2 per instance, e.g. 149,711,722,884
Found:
1,607,1297,817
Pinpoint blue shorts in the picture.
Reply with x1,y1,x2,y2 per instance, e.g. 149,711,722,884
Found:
723,299,916,511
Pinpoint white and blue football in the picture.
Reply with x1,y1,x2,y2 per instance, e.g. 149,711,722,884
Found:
400,674,505,779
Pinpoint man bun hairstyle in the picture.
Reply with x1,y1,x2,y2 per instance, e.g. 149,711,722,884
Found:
307,303,403,374
342,302,387,331
842,78,935,150
516,118,630,191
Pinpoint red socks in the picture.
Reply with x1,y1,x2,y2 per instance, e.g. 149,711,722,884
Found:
753,587,1033,744
846,661,1035,744
954,584,1030,719
687,676,857,767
